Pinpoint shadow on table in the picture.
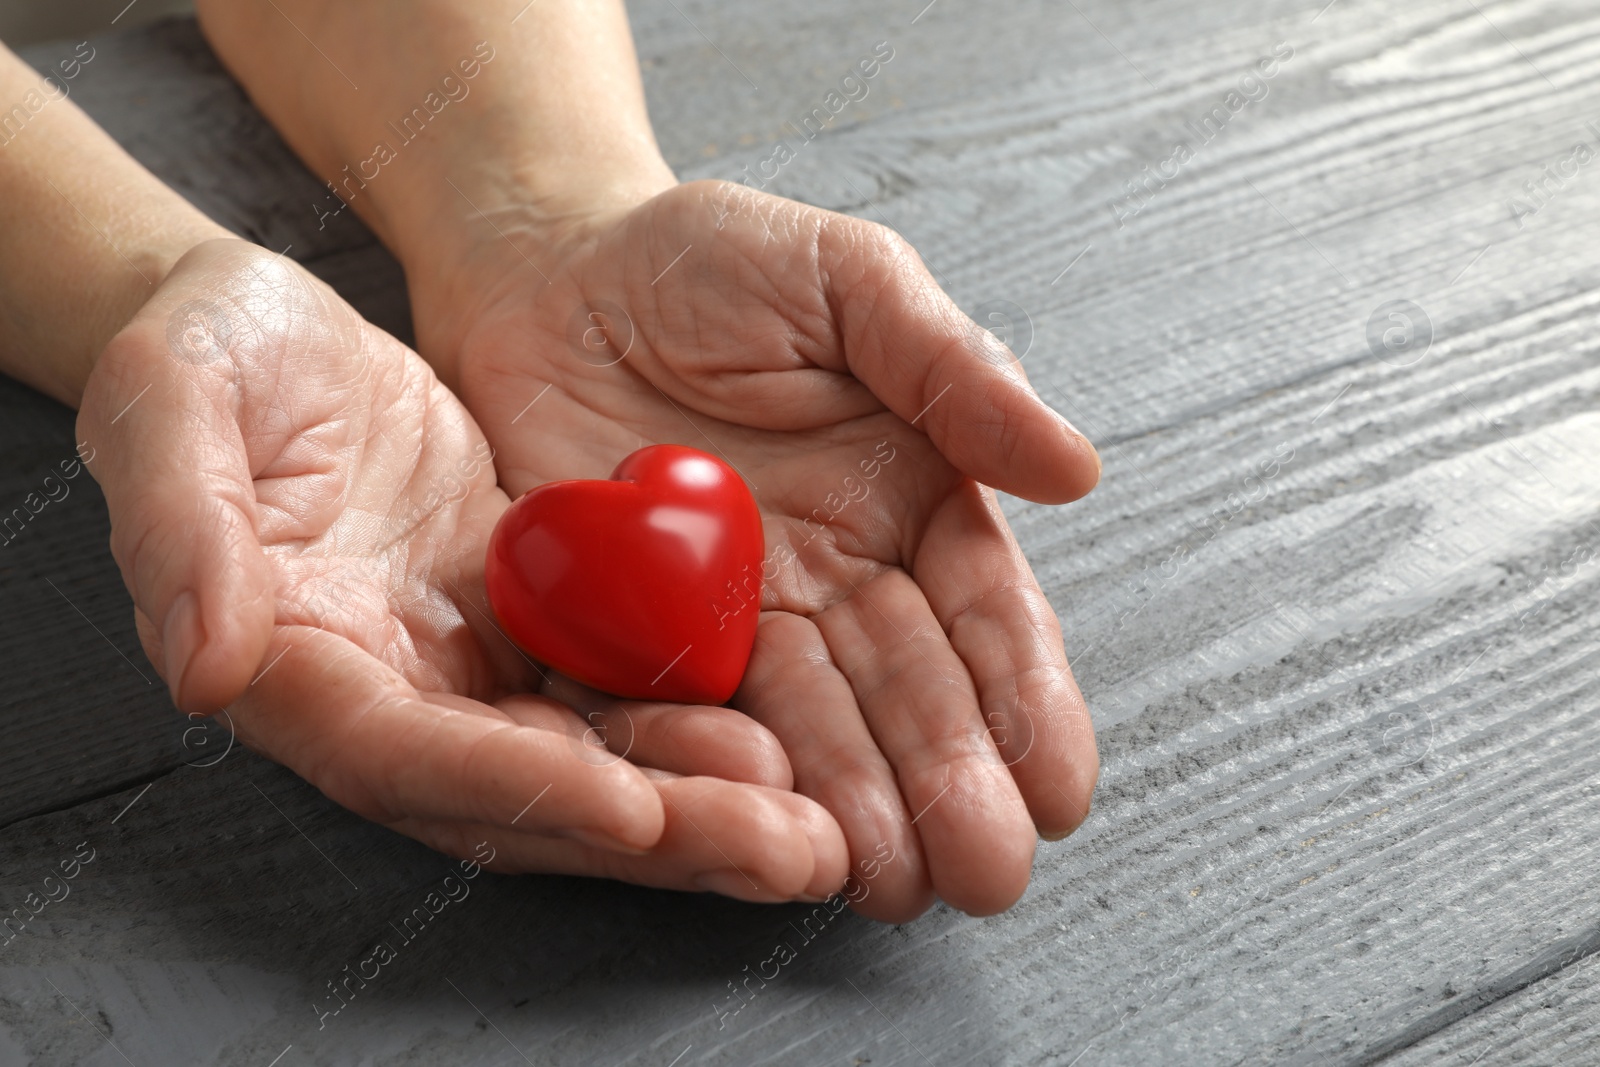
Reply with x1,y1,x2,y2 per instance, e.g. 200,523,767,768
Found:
7,744,949,1062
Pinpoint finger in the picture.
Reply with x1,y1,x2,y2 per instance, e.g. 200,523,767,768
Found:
816,213,1100,504
429,689,555,729
915,482,1098,839
440,692,695,787
393,774,849,903
735,611,934,922
541,672,793,787
234,625,665,853
78,300,274,713
438,694,780,793
815,570,1036,916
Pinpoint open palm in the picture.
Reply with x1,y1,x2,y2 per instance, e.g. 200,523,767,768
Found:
77,239,846,902
419,181,1102,919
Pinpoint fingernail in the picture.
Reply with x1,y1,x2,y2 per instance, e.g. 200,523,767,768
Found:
794,892,829,904
1039,827,1075,842
162,590,203,707
693,869,768,900
563,827,652,856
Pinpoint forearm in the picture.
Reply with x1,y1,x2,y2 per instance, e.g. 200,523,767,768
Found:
0,42,231,407
195,0,676,285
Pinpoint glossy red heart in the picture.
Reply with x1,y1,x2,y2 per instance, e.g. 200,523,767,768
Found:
485,445,764,705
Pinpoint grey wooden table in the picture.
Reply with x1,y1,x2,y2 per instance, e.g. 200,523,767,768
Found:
4,2,1598,1064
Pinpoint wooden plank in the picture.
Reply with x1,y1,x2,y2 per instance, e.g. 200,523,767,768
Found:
1384,944,1600,1064
4,1,1600,1064
660,0,1600,446
0,376,181,829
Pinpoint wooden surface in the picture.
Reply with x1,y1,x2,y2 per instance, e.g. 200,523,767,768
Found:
5,2,1600,1063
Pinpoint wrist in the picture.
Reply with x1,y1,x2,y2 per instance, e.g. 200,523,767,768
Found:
394,145,676,386
195,0,678,381
60,218,233,406
0,39,233,408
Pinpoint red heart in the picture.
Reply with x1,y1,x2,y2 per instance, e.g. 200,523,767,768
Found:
485,445,764,705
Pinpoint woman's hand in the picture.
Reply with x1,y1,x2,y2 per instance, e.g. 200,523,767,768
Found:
191,0,1102,918
77,238,849,902
409,181,1103,920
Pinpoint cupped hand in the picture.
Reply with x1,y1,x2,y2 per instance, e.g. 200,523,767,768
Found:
413,181,1102,920
76,237,847,902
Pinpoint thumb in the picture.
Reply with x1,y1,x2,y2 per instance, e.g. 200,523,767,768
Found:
77,268,274,714
819,216,1101,505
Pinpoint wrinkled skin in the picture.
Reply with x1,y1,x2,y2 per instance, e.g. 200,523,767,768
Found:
78,239,851,902
412,181,1103,919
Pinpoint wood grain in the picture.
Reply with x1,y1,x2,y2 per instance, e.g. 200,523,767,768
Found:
4,1,1599,1063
